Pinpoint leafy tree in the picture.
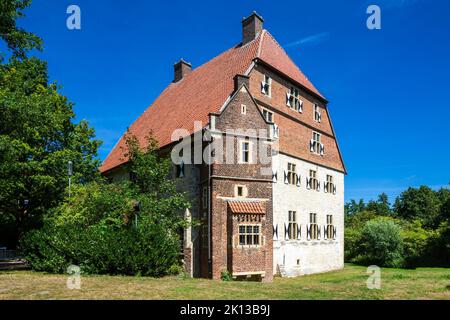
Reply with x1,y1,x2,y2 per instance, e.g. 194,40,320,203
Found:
0,1,101,246
20,133,192,275
366,193,392,216
345,199,366,217
355,218,404,268
0,0,42,59
393,186,441,228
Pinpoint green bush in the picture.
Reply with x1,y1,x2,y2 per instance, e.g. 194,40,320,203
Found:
353,218,404,268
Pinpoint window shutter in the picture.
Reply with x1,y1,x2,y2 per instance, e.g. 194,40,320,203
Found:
310,139,315,152
324,226,328,240
333,184,337,195
296,174,301,187
306,177,311,189
306,224,311,241
320,143,324,156
333,226,337,240
272,170,278,183
261,81,265,94
297,224,301,240
286,92,291,107
179,161,185,178
318,112,322,123
324,181,328,193
273,224,278,240
273,123,279,138
317,181,320,192
284,170,288,184
317,225,321,240
298,100,303,113
284,223,289,240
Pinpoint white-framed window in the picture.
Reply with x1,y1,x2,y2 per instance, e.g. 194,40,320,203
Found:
262,108,274,122
310,131,324,155
202,186,208,209
287,162,297,185
238,225,261,246
234,184,247,198
286,86,303,112
241,104,247,115
326,214,334,240
240,140,251,164
309,213,318,240
288,211,298,240
325,175,335,194
314,104,322,122
261,75,272,97
308,169,319,191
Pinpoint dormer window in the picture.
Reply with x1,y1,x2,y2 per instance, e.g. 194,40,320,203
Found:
314,104,322,122
286,87,303,112
261,75,271,97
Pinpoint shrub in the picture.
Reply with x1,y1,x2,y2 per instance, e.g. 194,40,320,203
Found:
220,270,233,281
353,218,404,268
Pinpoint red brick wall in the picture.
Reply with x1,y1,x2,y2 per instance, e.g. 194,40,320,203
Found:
249,65,345,172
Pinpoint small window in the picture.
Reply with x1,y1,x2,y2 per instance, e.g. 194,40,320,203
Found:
238,225,261,246
288,211,298,240
326,214,334,240
309,170,319,191
314,104,321,122
202,186,208,209
325,175,334,193
311,131,322,155
235,185,247,198
241,104,247,115
287,163,297,185
287,87,303,112
240,141,250,163
261,75,272,97
262,108,274,122
310,213,318,240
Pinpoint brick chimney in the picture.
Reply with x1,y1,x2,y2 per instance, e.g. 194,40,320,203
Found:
242,11,264,46
234,74,250,91
173,59,192,82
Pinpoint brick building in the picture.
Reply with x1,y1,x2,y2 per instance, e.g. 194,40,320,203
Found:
100,12,346,281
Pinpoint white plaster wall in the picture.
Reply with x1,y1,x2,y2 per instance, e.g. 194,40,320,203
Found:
272,153,345,276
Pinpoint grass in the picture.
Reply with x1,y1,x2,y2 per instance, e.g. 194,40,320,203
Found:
0,264,449,300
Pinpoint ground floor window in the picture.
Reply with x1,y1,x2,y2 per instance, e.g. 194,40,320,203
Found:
238,225,260,246
288,211,298,240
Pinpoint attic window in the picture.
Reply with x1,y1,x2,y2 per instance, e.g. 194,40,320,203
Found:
241,104,247,115
314,104,322,122
261,75,271,97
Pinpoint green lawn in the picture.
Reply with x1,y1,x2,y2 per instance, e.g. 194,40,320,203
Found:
0,264,449,300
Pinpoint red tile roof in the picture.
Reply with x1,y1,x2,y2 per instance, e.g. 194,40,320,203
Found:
228,200,266,215
100,30,324,173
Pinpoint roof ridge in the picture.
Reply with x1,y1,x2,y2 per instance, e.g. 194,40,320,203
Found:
256,29,266,58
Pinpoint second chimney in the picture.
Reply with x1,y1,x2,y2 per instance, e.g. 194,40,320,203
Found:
242,11,264,45
234,74,250,91
173,59,192,82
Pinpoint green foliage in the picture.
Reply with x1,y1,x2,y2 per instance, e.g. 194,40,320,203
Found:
221,270,233,281
0,0,43,59
20,133,192,276
394,186,441,228
0,57,101,246
399,220,435,267
353,218,404,268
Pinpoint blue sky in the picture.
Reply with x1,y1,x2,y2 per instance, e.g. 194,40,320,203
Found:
9,0,450,203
